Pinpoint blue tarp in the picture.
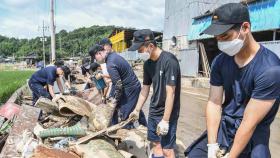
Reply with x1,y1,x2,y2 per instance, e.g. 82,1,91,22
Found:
188,0,280,41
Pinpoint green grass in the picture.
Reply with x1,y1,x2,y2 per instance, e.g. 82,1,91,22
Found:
0,70,34,104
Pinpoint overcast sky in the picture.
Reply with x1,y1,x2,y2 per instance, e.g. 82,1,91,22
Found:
0,0,165,39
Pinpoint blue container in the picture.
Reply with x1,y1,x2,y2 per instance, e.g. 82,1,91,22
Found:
92,77,106,90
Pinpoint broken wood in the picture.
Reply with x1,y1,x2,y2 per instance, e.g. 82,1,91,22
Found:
198,42,210,77
73,118,133,145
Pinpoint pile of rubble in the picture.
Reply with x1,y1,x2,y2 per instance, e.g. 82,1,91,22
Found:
0,80,150,158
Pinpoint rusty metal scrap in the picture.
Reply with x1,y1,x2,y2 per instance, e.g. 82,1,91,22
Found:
0,104,40,158
31,146,80,158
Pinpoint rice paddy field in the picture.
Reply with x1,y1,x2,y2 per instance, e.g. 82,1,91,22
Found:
0,70,34,104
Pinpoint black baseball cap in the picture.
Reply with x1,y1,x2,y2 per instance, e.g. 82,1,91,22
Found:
201,3,250,36
128,29,155,51
89,62,100,72
88,44,104,59
99,38,112,46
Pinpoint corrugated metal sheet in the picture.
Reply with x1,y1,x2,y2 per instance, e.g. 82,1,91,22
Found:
110,31,125,43
187,16,212,41
110,31,127,53
249,0,280,31
163,0,239,50
178,49,199,77
188,0,280,41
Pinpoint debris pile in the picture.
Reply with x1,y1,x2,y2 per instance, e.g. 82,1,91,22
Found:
0,76,150,158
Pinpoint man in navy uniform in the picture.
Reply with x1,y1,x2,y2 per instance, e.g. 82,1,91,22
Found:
28,65,71,105
88,43,147,128
186,3,280,158
128,29,181,158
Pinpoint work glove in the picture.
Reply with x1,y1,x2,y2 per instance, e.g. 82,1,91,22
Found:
63,88,70,95
129,109,140,121
221,153,229,158
207,143,219,158
156,119,169,136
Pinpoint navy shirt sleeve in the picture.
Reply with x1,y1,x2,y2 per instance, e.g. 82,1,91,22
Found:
252,66,280,100
164,58,179,86
210,55,223,86
143,62,152,85
46,67,57,86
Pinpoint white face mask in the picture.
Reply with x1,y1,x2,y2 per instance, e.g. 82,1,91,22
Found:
218,27,245,56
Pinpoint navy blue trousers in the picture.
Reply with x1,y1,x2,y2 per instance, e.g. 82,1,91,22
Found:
185,131,271,158
28,80,51,106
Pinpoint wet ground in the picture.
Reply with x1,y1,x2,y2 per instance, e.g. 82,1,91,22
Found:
142,87,280,158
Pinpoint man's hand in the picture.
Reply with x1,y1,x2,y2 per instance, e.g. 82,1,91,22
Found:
86,78,92,83
207,143,219,158
101,96,106,104
63,88,70,95
221,153,229,158
156,119,169,136
129,109,140,121
95,72,103,80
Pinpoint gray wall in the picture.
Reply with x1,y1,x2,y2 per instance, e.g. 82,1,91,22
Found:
260,41,280,58
178,48,199,77
163,0,240,51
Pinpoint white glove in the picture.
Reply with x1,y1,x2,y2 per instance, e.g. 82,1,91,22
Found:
129,109,140,121
156,119,169,136
207,143,219,158
221,153,229,158
63,88,70,94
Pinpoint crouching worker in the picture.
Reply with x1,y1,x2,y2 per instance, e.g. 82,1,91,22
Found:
28,65,71,106
88,62,107,103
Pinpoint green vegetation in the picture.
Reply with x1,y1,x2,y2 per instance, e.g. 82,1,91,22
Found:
0,25,117,60
0,70,34,104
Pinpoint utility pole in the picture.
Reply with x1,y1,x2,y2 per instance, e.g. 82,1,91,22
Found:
39,20,48,67
50,0,56,63
59,36,62,54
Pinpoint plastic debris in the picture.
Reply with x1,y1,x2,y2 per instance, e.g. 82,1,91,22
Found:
39,123,86,138
53,137,76,149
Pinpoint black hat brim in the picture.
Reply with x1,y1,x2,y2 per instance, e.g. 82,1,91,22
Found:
128,42,143,51
200,23,235,36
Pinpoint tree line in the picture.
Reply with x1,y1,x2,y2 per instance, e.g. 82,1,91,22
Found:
0,25,117,61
